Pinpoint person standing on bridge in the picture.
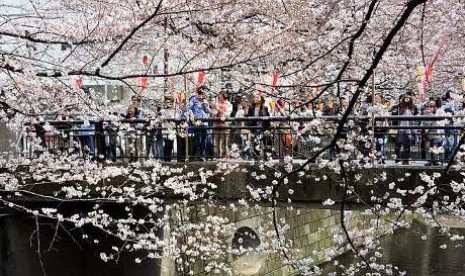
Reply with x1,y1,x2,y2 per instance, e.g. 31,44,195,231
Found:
247,93,271,159
159,97,177,162
124,104,140,162
422,97,446,166
394,94,416,165
441,89,459,161
361,95,388,164
188,87,211,161
212,92,232,158
231,98,252,159
76,113,97,159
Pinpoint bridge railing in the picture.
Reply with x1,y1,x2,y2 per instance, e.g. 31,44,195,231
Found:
16,115,465,165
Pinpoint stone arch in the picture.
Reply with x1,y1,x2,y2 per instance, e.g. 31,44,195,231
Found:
231,226,261,251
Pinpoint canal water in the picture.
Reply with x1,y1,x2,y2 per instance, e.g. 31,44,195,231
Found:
327,225,465,275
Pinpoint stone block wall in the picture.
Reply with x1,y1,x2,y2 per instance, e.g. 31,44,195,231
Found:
162,205,392,276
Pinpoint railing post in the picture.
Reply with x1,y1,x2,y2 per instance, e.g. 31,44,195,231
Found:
371,114,375,166
185,123,189,163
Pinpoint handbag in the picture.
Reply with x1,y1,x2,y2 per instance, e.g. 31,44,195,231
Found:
281,130,293,150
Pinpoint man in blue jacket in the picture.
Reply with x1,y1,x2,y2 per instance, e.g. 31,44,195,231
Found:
188,88,211,160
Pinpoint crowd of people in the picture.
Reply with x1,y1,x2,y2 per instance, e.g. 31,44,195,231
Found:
343,90,462,166
23,86,465,166
116,89,275,162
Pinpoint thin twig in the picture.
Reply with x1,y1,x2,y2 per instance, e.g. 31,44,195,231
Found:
35,216,48,276
338,159,371,267
47,220,60,252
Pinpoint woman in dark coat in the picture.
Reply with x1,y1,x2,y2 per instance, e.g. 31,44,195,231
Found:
247,94,271,158
395,94,416,164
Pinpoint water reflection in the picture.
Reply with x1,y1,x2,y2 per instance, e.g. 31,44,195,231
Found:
327,226,465,275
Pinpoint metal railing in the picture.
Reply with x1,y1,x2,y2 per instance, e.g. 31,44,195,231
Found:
16,115,465,165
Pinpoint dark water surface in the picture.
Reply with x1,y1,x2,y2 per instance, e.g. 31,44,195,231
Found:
327,226,465,275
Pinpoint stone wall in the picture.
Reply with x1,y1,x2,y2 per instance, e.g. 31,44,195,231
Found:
162,204,392,276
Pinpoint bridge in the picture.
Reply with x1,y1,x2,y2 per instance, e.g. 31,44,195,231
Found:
0,116,463,276
2,115,463,205
15,115,463,164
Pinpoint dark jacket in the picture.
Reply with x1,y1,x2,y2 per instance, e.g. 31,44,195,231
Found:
247,105,270,129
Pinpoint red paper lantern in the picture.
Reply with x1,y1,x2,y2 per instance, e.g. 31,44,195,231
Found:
74,76,83,89
196,72,205,92
141,76,148,90
142,55,149,65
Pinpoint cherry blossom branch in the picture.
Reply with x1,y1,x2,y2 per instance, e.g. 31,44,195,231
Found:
35,216,48,276
270,0,427,268
419,2,427,66
281,35,352,78
0,31,97,46
46,220,60,252
338,159,370,267
100,0,164,69
2,51,274,81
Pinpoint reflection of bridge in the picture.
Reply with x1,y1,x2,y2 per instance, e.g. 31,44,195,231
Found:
14,115,464,165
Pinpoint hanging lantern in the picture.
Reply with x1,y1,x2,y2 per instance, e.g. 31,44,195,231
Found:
140,55,150,92
142,55,149,65
196,72,205,92
141,76,148,91
271,69,279,94
72,76,83,89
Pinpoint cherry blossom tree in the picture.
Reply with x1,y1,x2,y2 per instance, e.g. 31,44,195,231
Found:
1,0,465,275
